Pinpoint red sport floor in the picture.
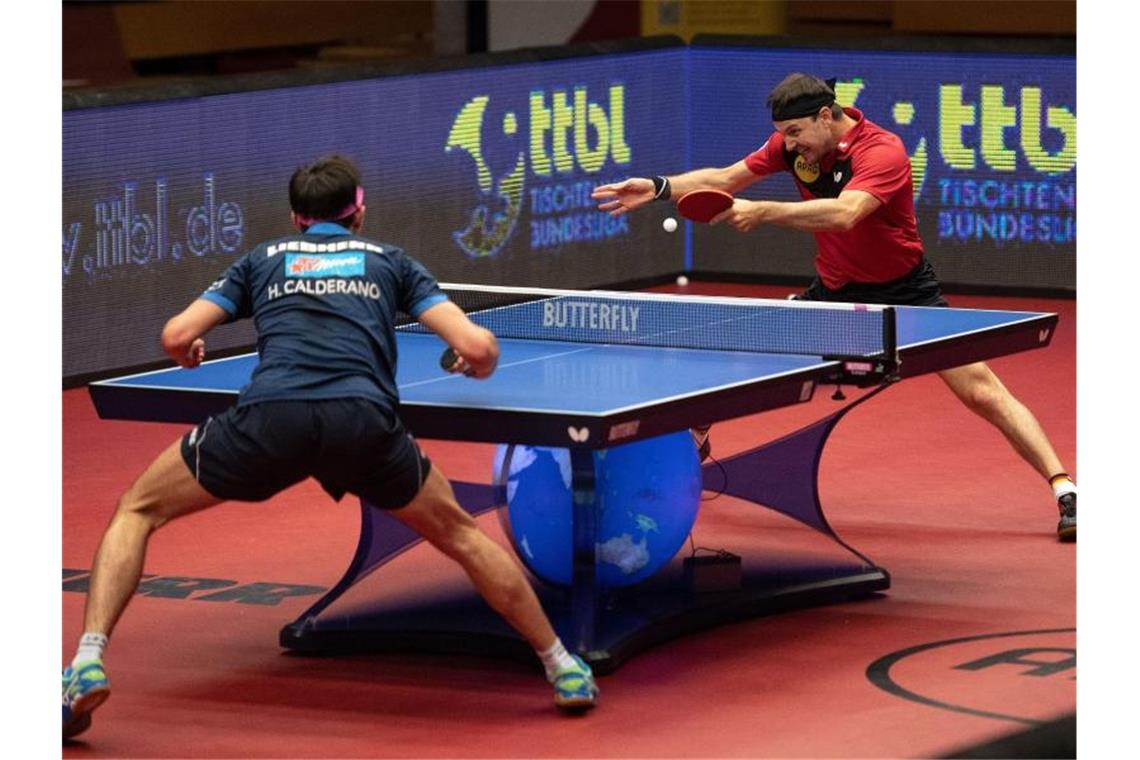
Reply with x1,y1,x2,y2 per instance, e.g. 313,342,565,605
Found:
61,284,1075,758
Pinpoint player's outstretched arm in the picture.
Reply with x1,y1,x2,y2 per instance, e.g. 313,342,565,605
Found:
667,161,760,199
160,299,229,368
590,177,656,216
592,161,760,217
715,189,882,233
417,300,500,378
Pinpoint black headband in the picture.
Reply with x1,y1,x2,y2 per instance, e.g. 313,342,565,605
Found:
771,78,837,121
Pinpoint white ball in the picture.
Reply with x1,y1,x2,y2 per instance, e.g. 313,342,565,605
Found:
676,275,689,287
662,217,678,233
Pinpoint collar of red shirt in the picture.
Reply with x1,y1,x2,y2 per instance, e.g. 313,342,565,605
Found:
834,106,866,158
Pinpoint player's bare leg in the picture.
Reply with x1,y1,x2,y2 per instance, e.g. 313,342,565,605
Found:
939,362,1063,476
390,466,597,709
65,438,222,739
939,362,1076,539
85,439,222,635
391,466,557,648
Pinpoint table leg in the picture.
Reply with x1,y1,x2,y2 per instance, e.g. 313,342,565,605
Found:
569,447,599,655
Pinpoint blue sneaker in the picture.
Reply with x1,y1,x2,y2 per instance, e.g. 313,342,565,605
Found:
62,660,110,740
551,655,597,712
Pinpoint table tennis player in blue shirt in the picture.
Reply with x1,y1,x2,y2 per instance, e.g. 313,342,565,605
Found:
63,155,597,741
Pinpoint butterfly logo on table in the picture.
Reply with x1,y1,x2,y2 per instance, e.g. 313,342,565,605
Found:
567,426,590,443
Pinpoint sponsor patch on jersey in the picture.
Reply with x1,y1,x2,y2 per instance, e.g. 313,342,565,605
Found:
794,155,820,183
285,252,365,278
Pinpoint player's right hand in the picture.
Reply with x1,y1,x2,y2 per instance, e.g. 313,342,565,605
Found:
442,329,498,379
441,347,476,377
463,336,499,379
591,178,655,217
181,338,206,369
712,199,767,232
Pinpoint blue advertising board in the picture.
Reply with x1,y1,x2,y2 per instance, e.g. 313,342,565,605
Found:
63,48,689,378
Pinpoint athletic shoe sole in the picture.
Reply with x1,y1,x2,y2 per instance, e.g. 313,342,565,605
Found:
63,687,110,739
554,693,597,712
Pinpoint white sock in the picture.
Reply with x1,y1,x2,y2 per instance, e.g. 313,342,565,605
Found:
537,638,578,681
1050,475,1076,501
73,632,108,666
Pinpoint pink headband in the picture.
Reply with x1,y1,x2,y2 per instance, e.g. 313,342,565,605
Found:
294,186,364,226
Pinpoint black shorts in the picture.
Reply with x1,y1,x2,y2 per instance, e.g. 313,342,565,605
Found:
794,259,949,307
180,398,431,509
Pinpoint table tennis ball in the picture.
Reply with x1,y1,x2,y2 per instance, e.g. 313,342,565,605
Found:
676,275,689,287
662,217,678,233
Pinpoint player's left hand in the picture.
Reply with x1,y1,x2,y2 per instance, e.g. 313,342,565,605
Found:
591,178,655,217
711,199,766,232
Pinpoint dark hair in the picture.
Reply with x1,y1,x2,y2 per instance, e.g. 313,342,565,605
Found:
766,73,842,120
288,154,362,226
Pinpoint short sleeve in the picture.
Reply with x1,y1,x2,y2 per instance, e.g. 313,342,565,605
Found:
199,255,253,321
844,139,911,204
743,132,787,177
398,251,448,317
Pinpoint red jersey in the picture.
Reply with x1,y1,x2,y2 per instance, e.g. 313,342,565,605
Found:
744,107,924,290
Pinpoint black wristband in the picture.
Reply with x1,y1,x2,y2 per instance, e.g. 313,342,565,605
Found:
648,175,671,201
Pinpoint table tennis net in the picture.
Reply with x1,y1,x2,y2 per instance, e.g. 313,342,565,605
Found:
398,284,892,359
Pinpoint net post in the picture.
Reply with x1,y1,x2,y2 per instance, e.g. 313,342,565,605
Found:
823,305,900,387
880,306,900,382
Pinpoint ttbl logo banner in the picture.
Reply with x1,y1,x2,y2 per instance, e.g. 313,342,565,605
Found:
446,84,632,259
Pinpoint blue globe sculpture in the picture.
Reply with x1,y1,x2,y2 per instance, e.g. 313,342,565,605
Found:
492,431,702,589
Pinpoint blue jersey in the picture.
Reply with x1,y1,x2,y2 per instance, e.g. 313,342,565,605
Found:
199,222,447,413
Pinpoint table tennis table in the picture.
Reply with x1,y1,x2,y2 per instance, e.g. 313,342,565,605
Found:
89,285,1058,673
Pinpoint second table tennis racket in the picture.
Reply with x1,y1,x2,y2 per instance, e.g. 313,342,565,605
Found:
676,189,734,223
440,347,459,372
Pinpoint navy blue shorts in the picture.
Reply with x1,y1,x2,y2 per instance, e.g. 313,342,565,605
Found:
180,398,431,508
794,259,949,307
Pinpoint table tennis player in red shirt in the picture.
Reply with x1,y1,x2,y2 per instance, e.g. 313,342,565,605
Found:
591,72,1075,541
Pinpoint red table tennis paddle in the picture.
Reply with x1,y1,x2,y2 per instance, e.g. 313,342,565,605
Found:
676,189,734,223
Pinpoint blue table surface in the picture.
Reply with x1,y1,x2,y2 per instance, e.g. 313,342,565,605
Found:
99,306,1047,415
